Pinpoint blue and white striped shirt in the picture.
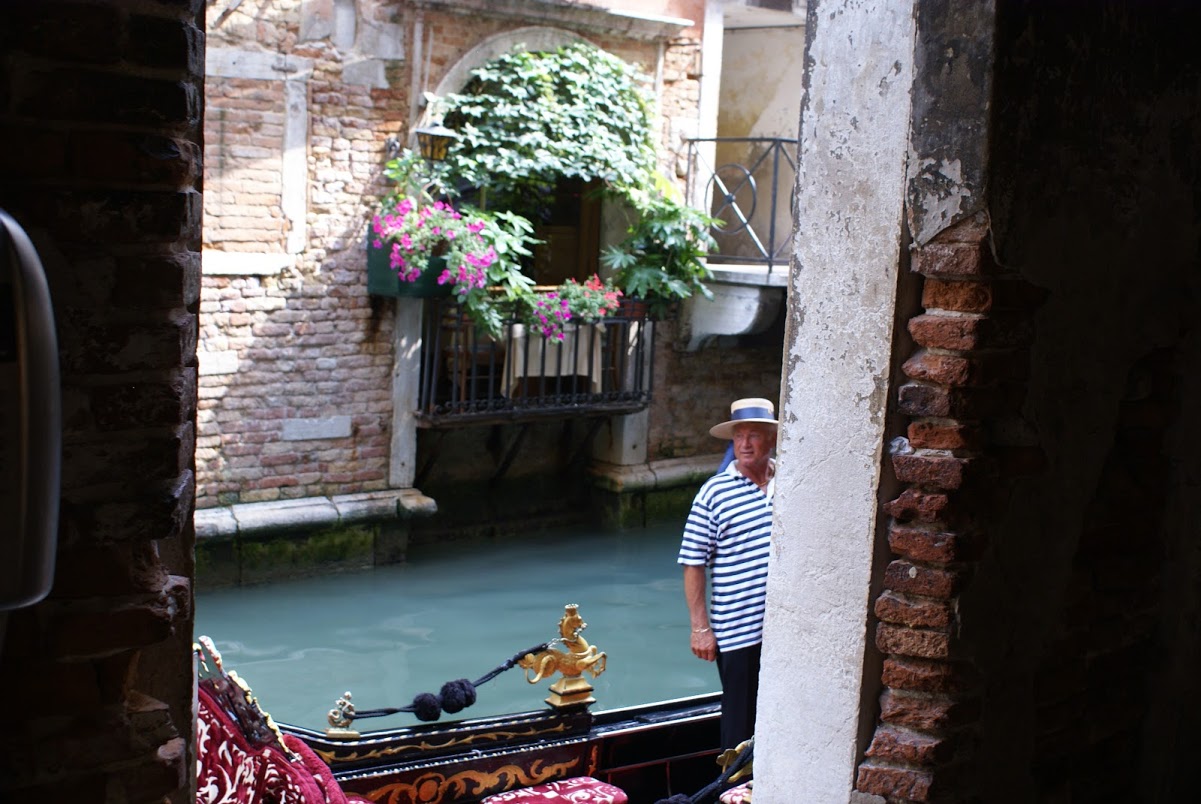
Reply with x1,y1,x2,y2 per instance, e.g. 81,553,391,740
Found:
678,461,774,652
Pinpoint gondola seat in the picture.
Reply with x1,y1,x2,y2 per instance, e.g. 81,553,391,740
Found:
719,780,753,802
480,775,628,803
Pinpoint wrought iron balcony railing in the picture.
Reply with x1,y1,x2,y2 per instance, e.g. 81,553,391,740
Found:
416,297,653,427
685,137,799,276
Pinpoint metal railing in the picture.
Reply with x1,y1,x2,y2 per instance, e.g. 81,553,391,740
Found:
416,297,653,427
685,137,799,274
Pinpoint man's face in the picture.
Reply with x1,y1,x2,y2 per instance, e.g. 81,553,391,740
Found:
732,422,776,467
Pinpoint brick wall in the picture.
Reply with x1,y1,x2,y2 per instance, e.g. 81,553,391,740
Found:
855,225,1189,802
203,77,288,251
197,1,713,507
0,1,203,800
648,316,784,462
855,214,1042,802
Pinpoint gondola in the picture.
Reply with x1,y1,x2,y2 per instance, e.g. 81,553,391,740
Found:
198,605,728,804
292,691,722,803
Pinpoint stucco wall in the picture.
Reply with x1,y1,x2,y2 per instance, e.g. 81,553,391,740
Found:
717,25,805,139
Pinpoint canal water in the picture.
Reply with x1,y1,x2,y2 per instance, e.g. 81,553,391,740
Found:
194,520,720,732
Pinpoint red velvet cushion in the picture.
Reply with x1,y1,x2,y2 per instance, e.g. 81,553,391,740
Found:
480,776,628,803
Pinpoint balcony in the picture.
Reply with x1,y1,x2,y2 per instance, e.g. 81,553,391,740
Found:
686,136,797,282
416,296,653,427
679,137,796,349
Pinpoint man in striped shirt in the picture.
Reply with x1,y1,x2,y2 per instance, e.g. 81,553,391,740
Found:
679,397,777,751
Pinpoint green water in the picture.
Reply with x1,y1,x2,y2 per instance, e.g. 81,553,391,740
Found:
194,521,720,732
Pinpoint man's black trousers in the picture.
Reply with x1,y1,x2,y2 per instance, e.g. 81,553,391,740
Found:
716,642,762,750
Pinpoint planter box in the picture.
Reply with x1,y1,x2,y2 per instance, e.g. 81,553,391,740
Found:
366,238,451,298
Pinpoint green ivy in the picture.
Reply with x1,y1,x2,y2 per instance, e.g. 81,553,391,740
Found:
442,43,658,198
419,42,721,314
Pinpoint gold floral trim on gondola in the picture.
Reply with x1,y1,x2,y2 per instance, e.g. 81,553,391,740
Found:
314,721,574,764
363,756,584,804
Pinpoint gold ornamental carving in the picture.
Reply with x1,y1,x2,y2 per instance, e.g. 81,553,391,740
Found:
517,604,607,708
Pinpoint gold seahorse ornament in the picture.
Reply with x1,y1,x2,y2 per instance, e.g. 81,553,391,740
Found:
517,604,607,708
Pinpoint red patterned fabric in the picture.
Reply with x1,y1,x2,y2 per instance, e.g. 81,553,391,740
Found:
197,683,371,804
718,781,753,803
480,776,628,803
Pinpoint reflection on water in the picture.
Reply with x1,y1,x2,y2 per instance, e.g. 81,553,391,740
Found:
195,521,720,731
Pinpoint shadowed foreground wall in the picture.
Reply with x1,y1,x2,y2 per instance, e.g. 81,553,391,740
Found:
0,1,202,800
856,1,1201,800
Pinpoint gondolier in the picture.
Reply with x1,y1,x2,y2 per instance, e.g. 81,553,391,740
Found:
678,397,777,751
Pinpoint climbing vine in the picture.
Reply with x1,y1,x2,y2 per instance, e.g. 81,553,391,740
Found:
441,43,658,197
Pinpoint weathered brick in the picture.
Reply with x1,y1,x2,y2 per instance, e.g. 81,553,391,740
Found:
875,590,954,628
908,314,984,350
884,560,962,599
912,241,997,278
88,371,196,430
922,278,993,313
87,471,195,543
116,252,202,308
903,350,978,386
898,382,953,417
72,132,201,190
930,210,990,243
60,432,191,494
116,736,189,802
14,70,199,129
880,690,979,731
856,763,934,802
58,311,197,374
865,724,956,765
1,3,121,63
888,523,979,563
876,622,952,659
23,189,200,245
51,542,168,599
906,420,981,451
882,657,979,694
127,15,204,73
884,488,952,523
51,603,175,660
897,383,999,419
892,454,970,490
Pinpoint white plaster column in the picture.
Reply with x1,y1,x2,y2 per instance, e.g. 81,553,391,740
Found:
282,79,309,254
388,299,422,488
755,0,916,800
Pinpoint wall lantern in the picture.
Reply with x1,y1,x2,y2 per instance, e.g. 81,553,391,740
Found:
413,123,457,162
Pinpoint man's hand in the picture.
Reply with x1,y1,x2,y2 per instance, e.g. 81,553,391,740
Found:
683,565,716,662
690,628,717,662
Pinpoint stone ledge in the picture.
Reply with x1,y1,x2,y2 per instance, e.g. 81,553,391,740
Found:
588,454,723,493
416,0,693,40
195,489,437,539
708,263,790,288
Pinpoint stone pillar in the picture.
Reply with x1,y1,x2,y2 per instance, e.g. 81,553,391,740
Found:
389,298,422,488
755,1,917,800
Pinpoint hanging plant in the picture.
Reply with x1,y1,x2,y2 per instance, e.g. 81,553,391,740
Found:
377,42,720,318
